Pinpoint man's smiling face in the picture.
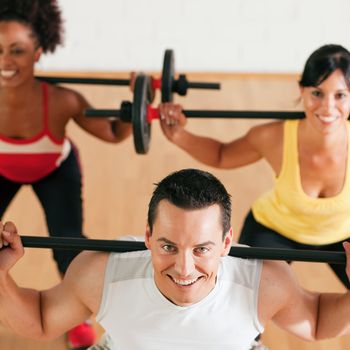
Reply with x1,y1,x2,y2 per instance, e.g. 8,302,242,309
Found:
145,200,232,306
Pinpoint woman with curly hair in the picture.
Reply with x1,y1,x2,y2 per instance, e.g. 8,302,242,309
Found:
0,1,132,348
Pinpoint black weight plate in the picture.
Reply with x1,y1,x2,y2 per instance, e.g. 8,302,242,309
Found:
147,80,156,104
132,75,152,154
161,49,175,102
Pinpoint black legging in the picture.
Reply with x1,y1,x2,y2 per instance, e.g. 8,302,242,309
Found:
0,143,86,274
239,211,350,289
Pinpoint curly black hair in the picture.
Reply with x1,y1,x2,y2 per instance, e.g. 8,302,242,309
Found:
0,0,64,53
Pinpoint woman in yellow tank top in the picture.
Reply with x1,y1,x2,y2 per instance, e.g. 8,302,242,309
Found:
159,44,350,289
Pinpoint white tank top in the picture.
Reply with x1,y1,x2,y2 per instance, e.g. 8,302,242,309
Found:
96,250,263,350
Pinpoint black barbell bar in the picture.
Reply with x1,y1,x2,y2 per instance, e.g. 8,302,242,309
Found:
36,49,220,103
85,107,305,120
36,76,130,86
148,108,305,120
19,236,346,264
85,75,305,154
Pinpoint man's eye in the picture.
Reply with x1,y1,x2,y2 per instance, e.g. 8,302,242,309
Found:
163,245,176,252
194,247,209,254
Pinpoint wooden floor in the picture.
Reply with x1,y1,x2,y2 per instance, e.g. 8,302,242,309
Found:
1,72,350,349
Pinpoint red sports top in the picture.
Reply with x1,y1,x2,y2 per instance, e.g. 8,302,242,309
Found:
0,82,70,183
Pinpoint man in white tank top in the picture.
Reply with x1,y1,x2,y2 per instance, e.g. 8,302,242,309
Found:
1,169,350,349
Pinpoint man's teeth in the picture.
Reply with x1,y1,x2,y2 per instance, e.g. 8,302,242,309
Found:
172,277,198,286
318,115,337,123
1,70,16,78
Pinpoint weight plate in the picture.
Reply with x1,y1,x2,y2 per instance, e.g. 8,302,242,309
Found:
161,49,175,102
132,75,152,154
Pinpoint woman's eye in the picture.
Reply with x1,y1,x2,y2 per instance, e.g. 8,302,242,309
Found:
336,92,348,100
311,90,322,97
12,49,24,55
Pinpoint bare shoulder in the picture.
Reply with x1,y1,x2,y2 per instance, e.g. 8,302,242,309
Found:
64,251,110,315
247,121,284,147
261,259,295,288
246,121,284,172
258,259,297,324
47,84,89,116
67,250,109,278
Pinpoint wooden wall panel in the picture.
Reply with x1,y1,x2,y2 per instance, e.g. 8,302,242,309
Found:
2,73,349,349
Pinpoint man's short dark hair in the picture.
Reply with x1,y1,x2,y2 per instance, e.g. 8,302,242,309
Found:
147,169,231,239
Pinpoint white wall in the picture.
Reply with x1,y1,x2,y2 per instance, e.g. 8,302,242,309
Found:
38,0,350,73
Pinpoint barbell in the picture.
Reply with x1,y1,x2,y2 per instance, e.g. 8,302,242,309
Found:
19,236,346,264
35,49,220,103
85,74,305,154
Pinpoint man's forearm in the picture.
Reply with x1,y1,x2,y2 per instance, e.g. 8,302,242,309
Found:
0,273,45,339
316,292,350,339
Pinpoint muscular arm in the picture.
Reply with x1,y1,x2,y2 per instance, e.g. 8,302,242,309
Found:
0,272,92,340
39,251,108,340
159,103,283,169
0,236,108,341
316,292,350,339
260,250,350,341
0,273,44,338
72,91,132,143
170,127,263,168
316,243,350,338
51,86,132,143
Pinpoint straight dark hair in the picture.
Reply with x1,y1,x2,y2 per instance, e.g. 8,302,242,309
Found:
147,169,232,239
299,44,350,88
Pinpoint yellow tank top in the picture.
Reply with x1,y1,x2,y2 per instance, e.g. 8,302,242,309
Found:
252,119,350,245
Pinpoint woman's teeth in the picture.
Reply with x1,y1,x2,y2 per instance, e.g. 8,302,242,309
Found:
1,70,16,78
318,115,337,123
